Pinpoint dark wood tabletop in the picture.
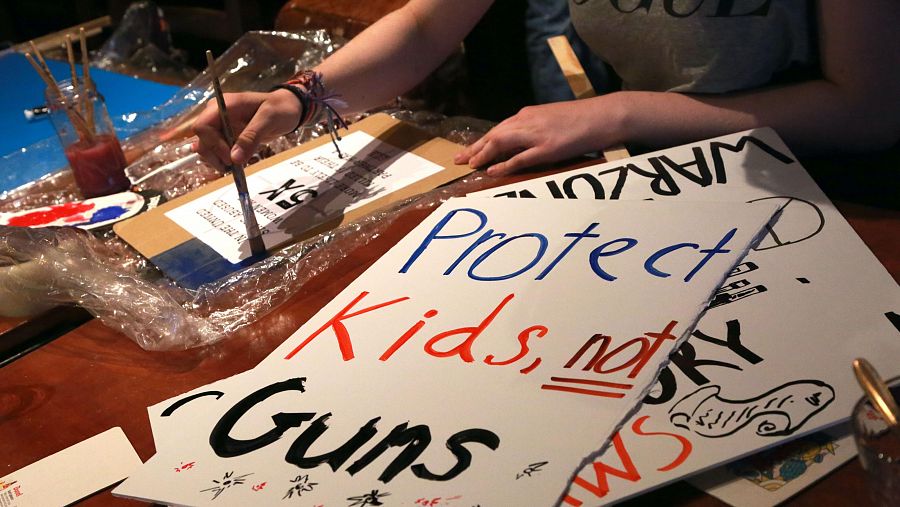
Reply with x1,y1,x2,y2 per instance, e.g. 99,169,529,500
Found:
1,2,897,504
0,154,897,506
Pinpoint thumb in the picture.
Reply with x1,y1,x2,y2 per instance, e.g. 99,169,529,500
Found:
231,114,270,165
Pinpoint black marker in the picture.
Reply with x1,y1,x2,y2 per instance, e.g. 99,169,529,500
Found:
23,105,49,121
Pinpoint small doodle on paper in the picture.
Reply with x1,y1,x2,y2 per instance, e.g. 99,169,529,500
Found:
347,489,390,506
199,471,252,501
669,380,834,438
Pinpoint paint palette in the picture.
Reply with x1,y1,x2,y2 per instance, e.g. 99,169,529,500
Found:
0,190,164,232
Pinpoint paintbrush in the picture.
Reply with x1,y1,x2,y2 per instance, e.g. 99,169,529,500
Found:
204,50,266,258
79,28,96,133
24,50,93,142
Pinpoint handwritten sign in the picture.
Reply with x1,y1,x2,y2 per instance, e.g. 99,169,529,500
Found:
116,197,777,505
0,428,141,507
165,131,444,263
471,128,900,504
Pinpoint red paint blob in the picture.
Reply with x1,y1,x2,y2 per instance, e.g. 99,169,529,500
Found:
64,214,90,223
8,202,95,227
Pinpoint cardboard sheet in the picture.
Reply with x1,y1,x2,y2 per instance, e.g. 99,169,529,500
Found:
114,113,473,288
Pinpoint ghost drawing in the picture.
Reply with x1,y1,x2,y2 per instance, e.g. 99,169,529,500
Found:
668,380,835,438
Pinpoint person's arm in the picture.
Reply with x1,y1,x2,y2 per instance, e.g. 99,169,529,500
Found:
458,1,900,175
194,0,493,169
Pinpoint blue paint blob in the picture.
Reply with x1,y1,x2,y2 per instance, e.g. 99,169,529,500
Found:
90,205,128,223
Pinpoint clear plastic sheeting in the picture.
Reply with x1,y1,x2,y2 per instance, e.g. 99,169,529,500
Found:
0,169,491,350
117,29,345,157
92,1,197,84
0,27,497,350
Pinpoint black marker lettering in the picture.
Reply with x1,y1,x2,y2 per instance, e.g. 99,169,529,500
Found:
285,414,381,471
346,423,432,483
411,428,501,481
209,378,312,458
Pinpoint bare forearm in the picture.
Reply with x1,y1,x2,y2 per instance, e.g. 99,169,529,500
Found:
606,79,900,156
609,1,900,156
314,0,492,115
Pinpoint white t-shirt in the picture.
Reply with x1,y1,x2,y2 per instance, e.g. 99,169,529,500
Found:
569,0,815,93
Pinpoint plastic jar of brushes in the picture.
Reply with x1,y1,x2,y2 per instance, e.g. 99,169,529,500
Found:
46,79,130,198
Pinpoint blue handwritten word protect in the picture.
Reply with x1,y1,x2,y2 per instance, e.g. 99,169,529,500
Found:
399,207,736,283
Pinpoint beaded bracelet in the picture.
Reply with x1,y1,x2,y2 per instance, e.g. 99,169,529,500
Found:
272,70,349,157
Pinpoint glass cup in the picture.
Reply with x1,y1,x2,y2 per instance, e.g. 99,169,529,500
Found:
851,376,900,506
46,79,130,198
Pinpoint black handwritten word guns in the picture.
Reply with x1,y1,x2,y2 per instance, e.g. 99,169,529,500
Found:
207,377,500,484
400,207,738,283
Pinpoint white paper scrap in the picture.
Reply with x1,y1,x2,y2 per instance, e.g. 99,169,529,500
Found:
0,427,142,507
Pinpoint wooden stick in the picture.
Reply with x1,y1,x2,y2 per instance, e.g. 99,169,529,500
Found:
546,35,630,162
28,41,54,80
24,51,62,98
25,52,93,142
78,27,96,134
13,16,111,53
547,36,595,101
65,34,89,123
64,35,79,86
28,39,93,139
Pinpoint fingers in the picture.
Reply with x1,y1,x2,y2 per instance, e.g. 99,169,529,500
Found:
466,129,531,170
455,120,555,176
454,134,489,165
193,123,231,171
231,110,270,166
192,93,263,168
192,99,230,170
486,148,548,176
193,90,303,168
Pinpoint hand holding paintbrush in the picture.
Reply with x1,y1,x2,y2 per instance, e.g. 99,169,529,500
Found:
204,50,266,258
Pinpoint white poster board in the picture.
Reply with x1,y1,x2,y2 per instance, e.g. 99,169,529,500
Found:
116,197,777,506
470,128,900,505
0,428,141,507
165,131,444,263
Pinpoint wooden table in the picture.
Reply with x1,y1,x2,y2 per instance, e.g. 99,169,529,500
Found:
1,153,897,505
275,0,408,38
1,2,897,503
